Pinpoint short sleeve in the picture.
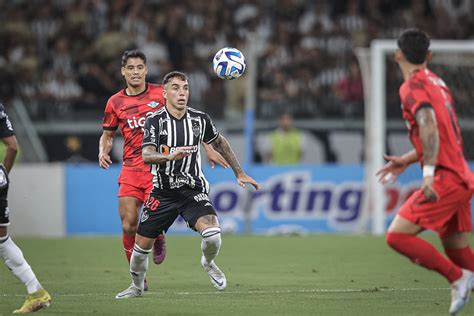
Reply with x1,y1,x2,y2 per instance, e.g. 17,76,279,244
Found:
102,99,118,131
402,80,431,116
0,103,15,138
202,113,219,144
142,115,159,148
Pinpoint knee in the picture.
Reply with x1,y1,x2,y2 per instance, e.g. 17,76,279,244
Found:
122,222,138,235
386,232,399,249
201,227,221,247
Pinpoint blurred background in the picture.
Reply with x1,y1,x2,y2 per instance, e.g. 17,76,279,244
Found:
0,0,473,236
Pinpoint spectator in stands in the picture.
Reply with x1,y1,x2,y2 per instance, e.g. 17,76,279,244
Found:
267,112,304,165
333,60,364,117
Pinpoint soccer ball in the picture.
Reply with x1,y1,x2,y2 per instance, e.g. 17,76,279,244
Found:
213,47,246,80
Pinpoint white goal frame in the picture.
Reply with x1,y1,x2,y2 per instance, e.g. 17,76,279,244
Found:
367,39,474,235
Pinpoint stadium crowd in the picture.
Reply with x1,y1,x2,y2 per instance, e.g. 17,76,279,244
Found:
1,0,472,122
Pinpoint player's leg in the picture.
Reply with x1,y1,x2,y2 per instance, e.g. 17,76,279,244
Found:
0,173,51,313
116,191,177,298
387,180,473,314
0,228,51,313
442,202,474,272
387,214,463,283
194,213,226,290
443,232,474,271
118,196,142,263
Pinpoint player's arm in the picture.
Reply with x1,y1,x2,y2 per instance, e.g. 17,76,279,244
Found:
98,130,115,169
202,143,229,169
142,145,192,164
210,135,260,190
415,104,439,202
0,135,18,173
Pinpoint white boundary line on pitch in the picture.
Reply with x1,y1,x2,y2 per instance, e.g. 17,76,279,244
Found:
1,287,450,298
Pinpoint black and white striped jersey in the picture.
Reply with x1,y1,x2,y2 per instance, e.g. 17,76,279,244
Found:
142,106,219,193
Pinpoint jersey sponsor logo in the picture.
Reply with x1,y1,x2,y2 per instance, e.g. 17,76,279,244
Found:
160,129,168,136
126,111,155,130
194,193,210,202
160,145,198,154
147,101,160,108
4,207,9,219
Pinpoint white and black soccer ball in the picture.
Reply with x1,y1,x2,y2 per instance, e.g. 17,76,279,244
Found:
212,47,246,80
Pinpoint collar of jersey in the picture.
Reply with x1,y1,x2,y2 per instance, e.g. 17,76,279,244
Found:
122,83,149,97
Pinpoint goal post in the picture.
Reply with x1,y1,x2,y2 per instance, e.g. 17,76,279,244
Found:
362,39,474,235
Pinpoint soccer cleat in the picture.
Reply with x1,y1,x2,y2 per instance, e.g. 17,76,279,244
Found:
201,256,227,290
449,269,474,315
13,288,51,314
115,284,143,299
153,235,166,265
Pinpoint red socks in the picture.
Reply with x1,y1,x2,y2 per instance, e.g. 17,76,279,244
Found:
386,232,462,283
445,246,474,272
122,233,135,263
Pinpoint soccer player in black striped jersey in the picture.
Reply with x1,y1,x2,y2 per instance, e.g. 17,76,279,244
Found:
0,102,52,312
116,71,260,298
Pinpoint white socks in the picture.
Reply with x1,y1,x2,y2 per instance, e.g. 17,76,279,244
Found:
130,244,151,290
201,227,222,265
0,236,42,294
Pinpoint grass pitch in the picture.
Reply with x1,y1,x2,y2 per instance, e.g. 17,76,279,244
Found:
1,234,473,316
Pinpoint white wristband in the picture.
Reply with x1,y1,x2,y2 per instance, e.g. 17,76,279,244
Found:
423,165,435,177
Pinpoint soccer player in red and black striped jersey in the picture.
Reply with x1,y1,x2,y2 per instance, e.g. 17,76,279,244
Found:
98,50,228,290
377,29,474,314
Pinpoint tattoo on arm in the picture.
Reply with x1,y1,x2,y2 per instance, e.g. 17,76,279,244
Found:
142,145,168,164
211,135,243,176
416,106,439,166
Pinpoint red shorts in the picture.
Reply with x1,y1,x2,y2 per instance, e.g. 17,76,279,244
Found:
118,169,153,203
398,168,472,237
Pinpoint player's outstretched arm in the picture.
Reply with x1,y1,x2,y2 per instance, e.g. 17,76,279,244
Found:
142,145,192,165
376,149,418,184
0,135,18,173
98,130,115,169
210,135,260,190
203,143,229,169
416,105,439,202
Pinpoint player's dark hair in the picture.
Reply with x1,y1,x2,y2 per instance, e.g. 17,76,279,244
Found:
121,50,147,67
163,71,188,85
397,29,430,64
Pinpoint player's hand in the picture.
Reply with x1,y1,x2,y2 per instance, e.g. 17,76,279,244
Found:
167,146,193,161
236,173,261,191
205,146,229,169
98,152,112,169
420,176,438,203
376,154,408,184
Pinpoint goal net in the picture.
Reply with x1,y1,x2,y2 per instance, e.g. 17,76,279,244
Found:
356,40,474,235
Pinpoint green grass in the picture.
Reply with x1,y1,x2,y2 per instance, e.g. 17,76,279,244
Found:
1,234,473,315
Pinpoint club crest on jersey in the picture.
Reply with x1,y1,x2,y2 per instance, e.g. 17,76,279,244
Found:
147,101,160,108
192,121,200,137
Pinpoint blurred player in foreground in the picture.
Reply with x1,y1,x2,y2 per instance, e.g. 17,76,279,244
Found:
377,29,474,315
115,71,260,298
0,102,51,313
99,50,228,289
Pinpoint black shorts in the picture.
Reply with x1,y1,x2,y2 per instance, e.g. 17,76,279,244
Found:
137,188,217,238
0,164,9,226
